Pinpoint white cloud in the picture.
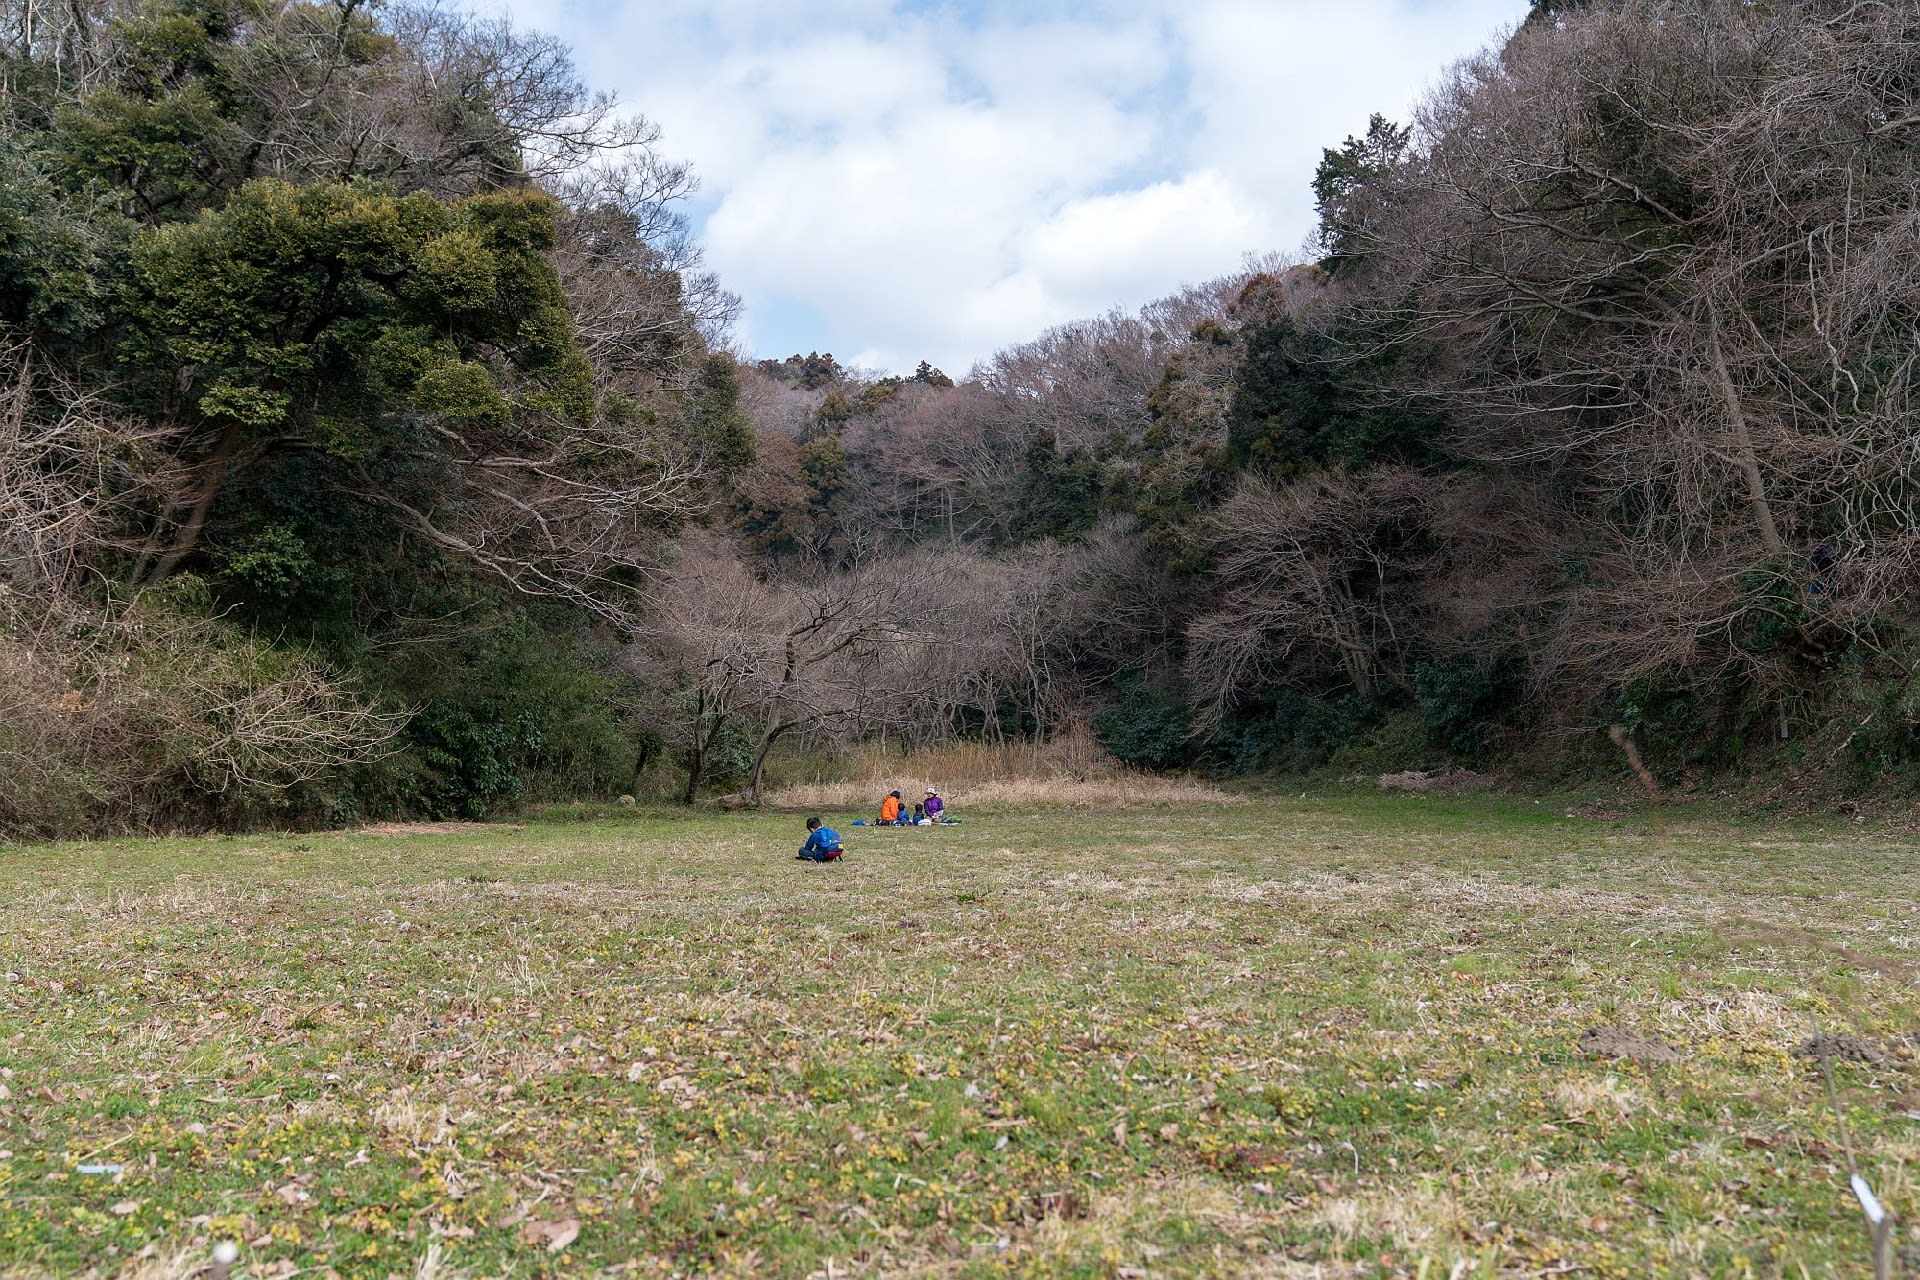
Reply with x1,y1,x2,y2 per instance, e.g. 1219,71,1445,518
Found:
488,0,1532,373
1018,171,1262,311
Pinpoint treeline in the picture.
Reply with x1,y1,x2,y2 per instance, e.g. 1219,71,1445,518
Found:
6,0,1918,838
699,0,1920,795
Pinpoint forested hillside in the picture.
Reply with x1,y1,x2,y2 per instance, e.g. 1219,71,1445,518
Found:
5,0,1919,836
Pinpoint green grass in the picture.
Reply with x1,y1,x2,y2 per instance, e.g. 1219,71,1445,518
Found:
1,793,1917,1277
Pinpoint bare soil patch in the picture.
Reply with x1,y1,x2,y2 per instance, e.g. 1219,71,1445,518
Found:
1794,1031,1909,1068
1377,770,1498,794
352,820,524,837
1577,1026,1681,1064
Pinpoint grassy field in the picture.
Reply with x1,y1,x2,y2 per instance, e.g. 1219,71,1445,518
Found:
1,792,1917,1278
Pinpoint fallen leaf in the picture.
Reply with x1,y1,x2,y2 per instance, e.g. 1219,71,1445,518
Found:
111,1200,139,1216
521,1217,580,1253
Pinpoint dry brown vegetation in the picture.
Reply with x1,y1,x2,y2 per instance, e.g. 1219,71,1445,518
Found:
764,727,1246,812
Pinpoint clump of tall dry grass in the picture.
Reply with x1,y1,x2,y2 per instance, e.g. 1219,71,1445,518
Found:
764,723,1245,811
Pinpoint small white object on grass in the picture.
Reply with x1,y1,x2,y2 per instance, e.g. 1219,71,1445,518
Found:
212,1243,239,1263
1851,1174,1885,1226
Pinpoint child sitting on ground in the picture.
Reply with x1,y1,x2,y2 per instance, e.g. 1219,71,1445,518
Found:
879,790,904,825
797,816,844,862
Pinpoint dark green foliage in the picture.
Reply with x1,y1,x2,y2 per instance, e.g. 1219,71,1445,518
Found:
1312,114,1411,273
679,704,755,795
1831,645,1920,778
0,145,110,342
1612,678,1714,783
1410,652,1524,763
121,179,593,446
206,451,397,641
362,612,635,820
759,351,842,389
0,0,741,835
800,434,850,511
1093,685,1192,770
685,354,757,473
813,390,854,433
1219,689,1395,774
51,0,395,221
1225,317,1440,480
405,700,534,820
1731,563,1817,659
912,360,954,388
733,430,850,563
1018,430,1105,541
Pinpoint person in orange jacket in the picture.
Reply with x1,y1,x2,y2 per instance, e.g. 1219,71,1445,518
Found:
878,790,904,825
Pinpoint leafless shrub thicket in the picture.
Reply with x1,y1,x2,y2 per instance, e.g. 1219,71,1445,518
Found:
1183,0,1920,747
630,520,1174,798
1373,0,1920,693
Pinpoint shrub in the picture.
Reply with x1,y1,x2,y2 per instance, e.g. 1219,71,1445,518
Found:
1411,651,1524,763
0,581,399,838
1093,685,1192,770
351,609,636,821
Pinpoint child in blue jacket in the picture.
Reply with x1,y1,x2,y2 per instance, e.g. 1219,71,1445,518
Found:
797,816,844,862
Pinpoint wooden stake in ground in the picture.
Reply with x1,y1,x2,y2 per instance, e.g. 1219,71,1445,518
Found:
1811,1015,1896,1280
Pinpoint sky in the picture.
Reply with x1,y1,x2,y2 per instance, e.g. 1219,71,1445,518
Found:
483,0,1533,375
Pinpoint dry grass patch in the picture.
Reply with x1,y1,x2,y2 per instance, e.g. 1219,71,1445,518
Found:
767,725,1242,811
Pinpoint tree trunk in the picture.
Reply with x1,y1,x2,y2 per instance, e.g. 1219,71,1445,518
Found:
1706,302,1786,559
681,741,705,804
682,691,710,804
138,420,246,586
746,718,793,804
632,736,655,793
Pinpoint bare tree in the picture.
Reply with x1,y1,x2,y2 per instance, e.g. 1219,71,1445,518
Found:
631,539,949,801
548,155,740,379
1345,0,1920,703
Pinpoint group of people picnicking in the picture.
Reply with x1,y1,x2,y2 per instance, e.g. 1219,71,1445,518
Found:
877,787,946,826
795,786,954,863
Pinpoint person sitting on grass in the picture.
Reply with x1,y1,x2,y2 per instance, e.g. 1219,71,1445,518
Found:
923,787,946,823
879,790,904,826
911,802,928,825
797,816,844,862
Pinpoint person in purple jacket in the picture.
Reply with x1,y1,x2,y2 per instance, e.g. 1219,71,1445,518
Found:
923,787,946,823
